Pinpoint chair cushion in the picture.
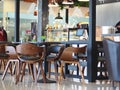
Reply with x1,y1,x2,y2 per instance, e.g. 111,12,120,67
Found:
19,55,40,60
47,54,57,58
0,53,9,58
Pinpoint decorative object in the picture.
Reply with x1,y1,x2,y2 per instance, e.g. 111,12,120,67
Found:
40,35,46,42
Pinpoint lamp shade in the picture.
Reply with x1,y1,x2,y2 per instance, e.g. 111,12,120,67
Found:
62,0,74,5
78,0,89,1
55,13,63,19
48,0,59,7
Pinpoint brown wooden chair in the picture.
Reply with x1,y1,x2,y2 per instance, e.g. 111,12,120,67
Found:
47,45,64,81
59,46,85,83
16,43,46,83
2,45,20,84
68,46,87,77
0,44,9,71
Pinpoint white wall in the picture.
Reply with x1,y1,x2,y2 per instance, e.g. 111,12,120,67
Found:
96,2,120,26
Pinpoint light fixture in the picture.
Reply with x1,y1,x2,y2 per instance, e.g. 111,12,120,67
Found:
48,0,59,7
34,5,38,16
55,12,63,20
78,0,89,1
62,0,74,5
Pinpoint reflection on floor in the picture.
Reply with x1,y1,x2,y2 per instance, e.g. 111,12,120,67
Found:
0,74,119,90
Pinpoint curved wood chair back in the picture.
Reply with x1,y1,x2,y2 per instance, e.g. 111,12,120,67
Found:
5,46,17,59
16,43,41,56
60,47,83,61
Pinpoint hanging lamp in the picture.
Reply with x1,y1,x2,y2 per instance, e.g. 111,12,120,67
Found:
48,0,59,7
55,12,63,20
62,0,74,5
78,0,89,1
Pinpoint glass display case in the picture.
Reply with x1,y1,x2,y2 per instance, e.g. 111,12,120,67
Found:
46,28,88,42
46,29,68,42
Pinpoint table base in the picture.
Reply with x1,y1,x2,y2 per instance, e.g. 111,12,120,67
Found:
37,78,56,83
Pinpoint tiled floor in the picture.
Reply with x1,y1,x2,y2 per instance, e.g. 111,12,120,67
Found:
0,74,119,90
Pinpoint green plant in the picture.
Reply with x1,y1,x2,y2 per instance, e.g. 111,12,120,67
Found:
58,1,89,9
40,35,46,41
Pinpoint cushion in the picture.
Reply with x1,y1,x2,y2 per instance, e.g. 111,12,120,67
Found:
47,54,57,58
0,53,9,58
19,55,40,60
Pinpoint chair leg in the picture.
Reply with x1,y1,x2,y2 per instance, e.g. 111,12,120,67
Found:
54,61,58,81
82,66,85,75
20,63,26,82
3,59,8,70
2,60,11,80
33,64,37,84
39,62,46,83
37,63,41,79
29,64,35,80
15,60,20,84
77,62,85,83
48,61,51,78
28,64,31,75
12,62,17,75
59,62,64,83
9,62,13,76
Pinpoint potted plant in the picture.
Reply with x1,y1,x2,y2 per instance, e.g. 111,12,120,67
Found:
40,35,46,42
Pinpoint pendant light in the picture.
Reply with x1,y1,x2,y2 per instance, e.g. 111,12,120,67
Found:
62,0,74,5
78,0,89,1
55,12,63,20
48,0,59,7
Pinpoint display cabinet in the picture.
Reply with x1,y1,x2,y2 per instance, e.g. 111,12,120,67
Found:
46,28,88,42
46,29,68,42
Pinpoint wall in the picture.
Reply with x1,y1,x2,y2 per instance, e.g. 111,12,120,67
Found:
48,6,89,28
96,2,120,26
